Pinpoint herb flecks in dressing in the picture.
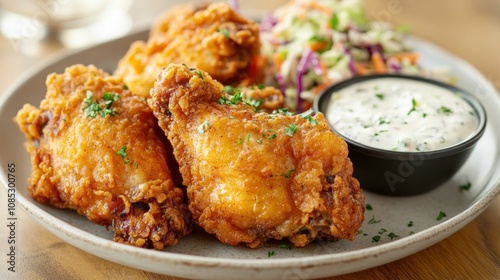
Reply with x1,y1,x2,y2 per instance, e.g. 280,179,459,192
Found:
327,78,478,152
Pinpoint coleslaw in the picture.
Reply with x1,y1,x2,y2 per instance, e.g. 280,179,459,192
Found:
260,0,425,112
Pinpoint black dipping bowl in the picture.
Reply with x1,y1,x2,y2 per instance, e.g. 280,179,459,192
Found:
314,75,487,196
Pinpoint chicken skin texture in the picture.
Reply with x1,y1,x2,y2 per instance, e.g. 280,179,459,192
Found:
114,2,261,98
148,64,365,248
15,65,191,250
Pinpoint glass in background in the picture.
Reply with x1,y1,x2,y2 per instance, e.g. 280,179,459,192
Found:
0,0,132,54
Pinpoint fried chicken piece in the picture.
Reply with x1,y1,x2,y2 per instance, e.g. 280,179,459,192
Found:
148,3,205,37
242,85,285,113
148,64,365,248
114,2,261,98
15,64,191,250
221,85,285,113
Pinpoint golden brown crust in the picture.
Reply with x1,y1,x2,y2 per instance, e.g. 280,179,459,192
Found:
15,64,191,249
149,64,365,248
115,2,261,98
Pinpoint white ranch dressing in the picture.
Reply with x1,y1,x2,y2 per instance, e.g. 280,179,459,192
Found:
327,78,479,152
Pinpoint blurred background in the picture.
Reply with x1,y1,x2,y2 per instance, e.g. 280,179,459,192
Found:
0,0,499,94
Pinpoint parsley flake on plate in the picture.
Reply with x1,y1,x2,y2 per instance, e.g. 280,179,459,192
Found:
368,215,381,224
436,211,447,221
459,182,472,191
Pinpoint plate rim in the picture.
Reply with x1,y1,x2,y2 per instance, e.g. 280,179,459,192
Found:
1,30,499,278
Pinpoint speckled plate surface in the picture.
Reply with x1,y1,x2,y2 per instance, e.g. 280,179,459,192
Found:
0,30,499,280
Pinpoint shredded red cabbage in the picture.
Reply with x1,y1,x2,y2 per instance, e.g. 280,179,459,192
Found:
275,72,288,94
296,49,315,111
366,44,383,57
260,12,277,32
344,49,357,75
387,58,402,72
310,52,323,76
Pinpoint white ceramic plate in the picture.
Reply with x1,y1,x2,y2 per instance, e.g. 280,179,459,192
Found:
0,30,499,280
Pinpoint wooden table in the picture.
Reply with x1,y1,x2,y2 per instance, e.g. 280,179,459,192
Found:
1,0,499,279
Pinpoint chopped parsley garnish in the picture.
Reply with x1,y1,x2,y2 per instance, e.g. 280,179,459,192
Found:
82,90,120,118
387,232,399,240
368,216,381,224
250,84,266,90
218,95,227,105
372,235,381,242
459,182,472,191
219,29,230,38
229,92,243,104
261,130,277,141
272,108,293,116
299,108,318,125
222,85,238,94
378,228,387,234
197,121,210,134
422,113,427,118
244,98,263,111
285,124,299,137
219,88,262,111
304,116,318,125
365,204,373,210
246,133,251,141
378,118,390,125
101,92,120,117
116,146,130,164
238,138,243,145
267,251,276,258
278,244,291,250
374,130,388,136
256,139,263,144
195,70,205,84
298,108,314,118
267,133,277,140
407,98,417,115
123,84,129,90
436,211,447,221
407,221,413,227
282,169,295,178
82,91,101,118
375,93,385,100
437,106,453,115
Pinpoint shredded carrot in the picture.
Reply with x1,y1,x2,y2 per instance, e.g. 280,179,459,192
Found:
273,53,284,72
313,83,329,95
302,100,313,111
390,52,420,64
371,52,387,74
244,55,266,85
278,0,298,23
302,0,332,17
354,62,371,75
307,41,328,52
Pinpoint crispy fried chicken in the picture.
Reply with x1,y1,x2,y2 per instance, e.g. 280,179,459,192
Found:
114,2,261,98
15,64,191,250
148,64,365,248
